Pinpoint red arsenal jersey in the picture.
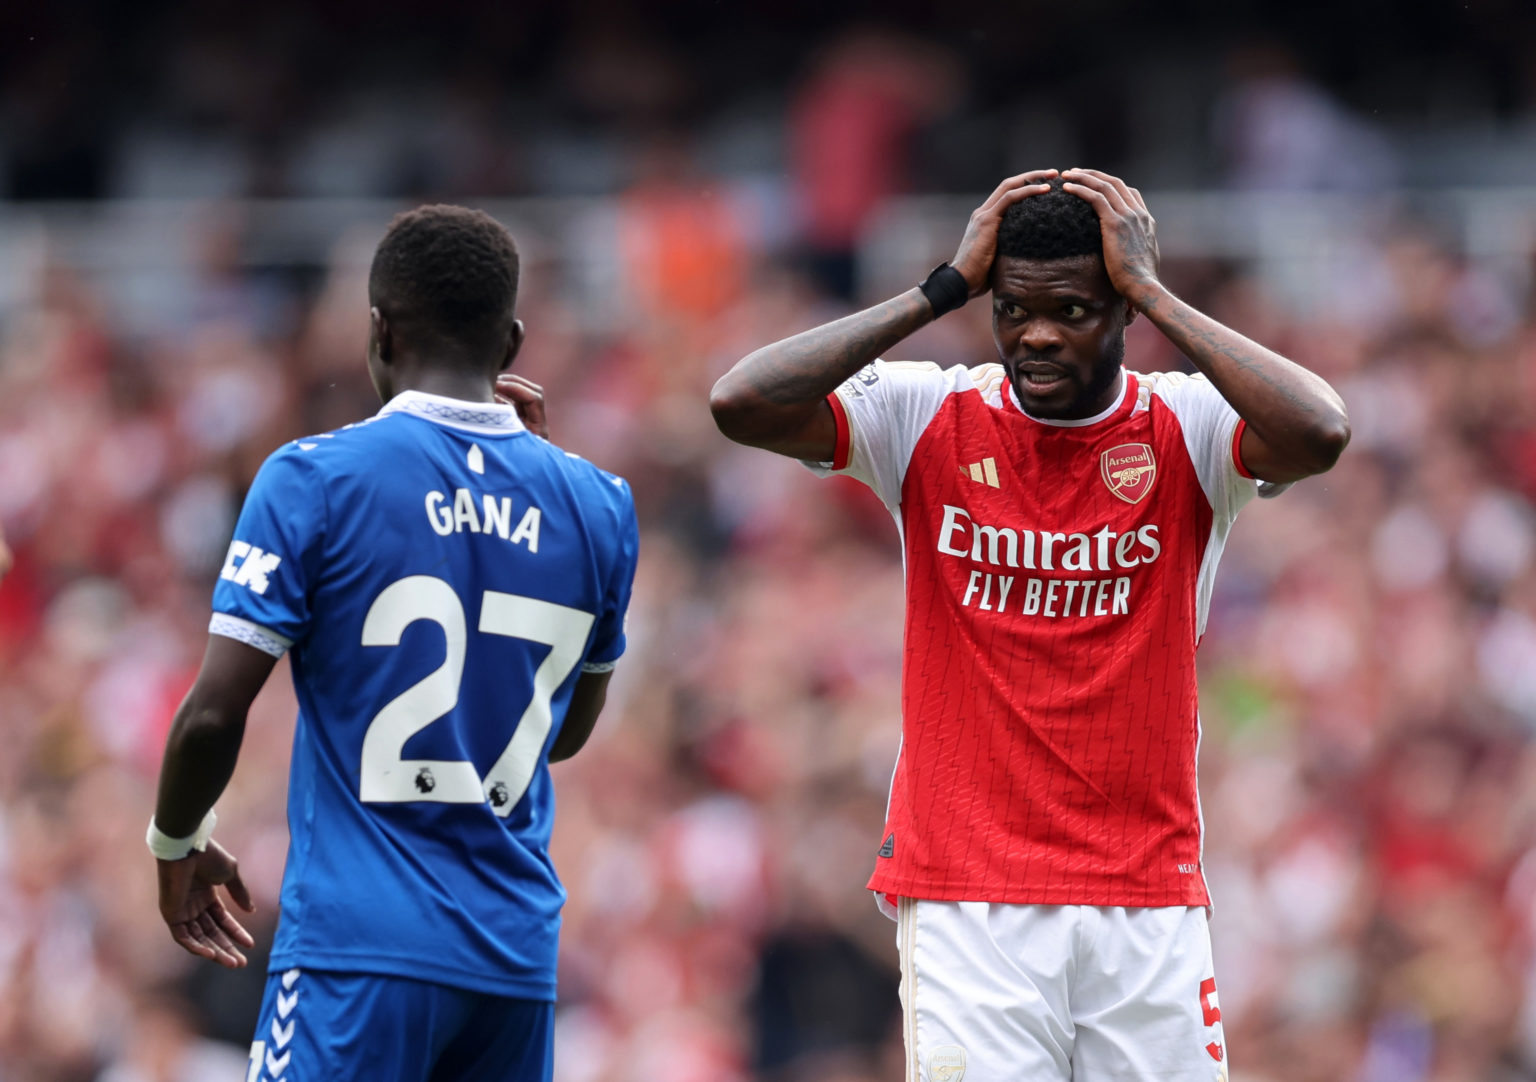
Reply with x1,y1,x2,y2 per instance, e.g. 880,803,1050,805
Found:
807,361,1268,908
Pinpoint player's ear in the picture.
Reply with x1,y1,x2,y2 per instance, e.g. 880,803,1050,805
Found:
1123,297,1138,327
370,307,392,363
500,319,525,373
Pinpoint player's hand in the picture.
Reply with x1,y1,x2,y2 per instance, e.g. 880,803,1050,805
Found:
157,839,256,968
950,169,1059,297
1060,168,1161,307
495,374,549,440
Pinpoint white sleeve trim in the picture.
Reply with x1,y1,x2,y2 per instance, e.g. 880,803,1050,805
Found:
1141,371,1260,641
798,359,958,513
1142,370,1256,523
581,659,618,674
209,613,292,657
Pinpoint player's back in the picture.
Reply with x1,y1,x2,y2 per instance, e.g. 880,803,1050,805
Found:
212,390,637,998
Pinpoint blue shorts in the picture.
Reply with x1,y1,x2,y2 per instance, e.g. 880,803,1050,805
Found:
247,968,553,1082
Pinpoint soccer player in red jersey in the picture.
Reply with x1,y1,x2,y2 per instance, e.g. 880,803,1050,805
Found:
710,169,1349,1081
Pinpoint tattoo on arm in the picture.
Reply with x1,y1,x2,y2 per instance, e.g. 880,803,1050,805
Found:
1163,303,1324,413
734,289,933,407
1142,289,1344,429
1137,287,1349,478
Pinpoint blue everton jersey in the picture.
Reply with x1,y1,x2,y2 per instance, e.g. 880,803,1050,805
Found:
210,390,638,1000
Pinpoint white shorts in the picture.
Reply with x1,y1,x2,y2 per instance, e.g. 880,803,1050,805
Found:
896,899,1228,1082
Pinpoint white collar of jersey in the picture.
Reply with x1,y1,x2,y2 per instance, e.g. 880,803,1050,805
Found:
377,390,528,435
1007,368,1128,428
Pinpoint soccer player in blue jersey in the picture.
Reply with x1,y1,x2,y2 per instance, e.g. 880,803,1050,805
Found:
146,205,639,1082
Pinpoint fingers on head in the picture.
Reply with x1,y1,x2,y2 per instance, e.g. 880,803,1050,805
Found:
992,169,1050,193
984,172,1057,210
1062,181,1108,206
1063,172,1119,201
1062,169,1111,191
997,184,1052,211
498,382,543,404
1067,182,1132,218
1066,169,1137,210
1103,176,1138,207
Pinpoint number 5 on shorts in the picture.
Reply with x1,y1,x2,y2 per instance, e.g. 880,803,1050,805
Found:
1200,977,1221,1026
359,576,594,815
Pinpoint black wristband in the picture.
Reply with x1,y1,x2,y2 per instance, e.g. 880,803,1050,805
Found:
918,262,969,318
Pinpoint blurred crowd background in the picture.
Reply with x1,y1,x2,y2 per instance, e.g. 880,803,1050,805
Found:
5,1,1536,1080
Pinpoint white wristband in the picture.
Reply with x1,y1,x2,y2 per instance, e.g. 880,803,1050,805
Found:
146,810,218,861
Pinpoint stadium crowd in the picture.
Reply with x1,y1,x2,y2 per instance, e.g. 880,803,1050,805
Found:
1,181,1536,1082
3,12,1536,1082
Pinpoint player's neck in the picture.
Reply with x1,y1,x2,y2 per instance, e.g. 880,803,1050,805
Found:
386,364,498,406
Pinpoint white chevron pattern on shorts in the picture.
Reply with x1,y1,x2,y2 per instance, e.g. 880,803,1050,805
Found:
263,969,301,1082
265,1048,290,1077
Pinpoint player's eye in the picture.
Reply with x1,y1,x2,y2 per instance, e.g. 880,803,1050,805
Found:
997,302,1025,320
1062,303,1087,319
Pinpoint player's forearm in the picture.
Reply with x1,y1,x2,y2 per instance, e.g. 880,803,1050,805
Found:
710,288,933,446
1136,283,1350,474
549,671,611,762
154,697,247,837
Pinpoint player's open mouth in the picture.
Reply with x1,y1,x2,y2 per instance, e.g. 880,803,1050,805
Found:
1018,369,1071,394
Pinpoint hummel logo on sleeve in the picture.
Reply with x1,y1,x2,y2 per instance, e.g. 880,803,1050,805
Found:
220,540,284,595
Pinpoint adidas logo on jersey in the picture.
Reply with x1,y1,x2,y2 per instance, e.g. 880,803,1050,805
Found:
958,457,1000,488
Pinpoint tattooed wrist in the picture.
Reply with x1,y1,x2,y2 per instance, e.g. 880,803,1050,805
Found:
1120,276,1166,311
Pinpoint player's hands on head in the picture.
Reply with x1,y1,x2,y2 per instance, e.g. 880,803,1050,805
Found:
1061,168,1162,308
495,374,549,440
951,169,1059,297
157,839,256,969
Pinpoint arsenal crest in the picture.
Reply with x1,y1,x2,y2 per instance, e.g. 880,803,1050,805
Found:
1101,443,1157,503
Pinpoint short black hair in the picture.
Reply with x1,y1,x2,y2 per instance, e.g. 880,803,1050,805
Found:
996,178,1102,261
368,205,519,354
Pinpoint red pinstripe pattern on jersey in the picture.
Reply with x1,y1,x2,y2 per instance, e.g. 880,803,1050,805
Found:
869,373,1217,906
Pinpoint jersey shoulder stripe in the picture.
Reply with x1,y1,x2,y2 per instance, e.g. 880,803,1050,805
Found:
968,362,1008,403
